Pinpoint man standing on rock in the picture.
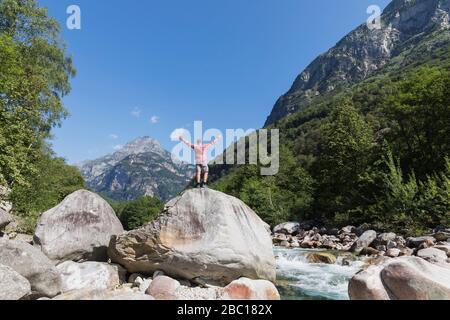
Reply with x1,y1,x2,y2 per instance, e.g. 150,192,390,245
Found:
179,134,221,188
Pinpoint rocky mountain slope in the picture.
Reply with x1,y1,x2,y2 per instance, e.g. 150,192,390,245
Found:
265,0,450,125
78,137,194,202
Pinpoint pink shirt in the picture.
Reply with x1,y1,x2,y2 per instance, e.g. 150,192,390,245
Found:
181,138,219,165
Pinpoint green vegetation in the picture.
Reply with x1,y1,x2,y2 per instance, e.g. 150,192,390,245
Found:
212,62,450,235
108,196,164,230
0,0,82,232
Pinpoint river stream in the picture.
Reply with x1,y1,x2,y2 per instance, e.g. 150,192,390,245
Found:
274,247,365,300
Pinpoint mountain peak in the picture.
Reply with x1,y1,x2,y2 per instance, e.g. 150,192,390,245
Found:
264,0,450,126
78,136,194,202
117,136,166,157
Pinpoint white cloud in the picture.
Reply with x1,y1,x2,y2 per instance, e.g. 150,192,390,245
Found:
170,128,190,141
109,134,119,139
131,107,141,118
113,144,123,151
150,116,159,124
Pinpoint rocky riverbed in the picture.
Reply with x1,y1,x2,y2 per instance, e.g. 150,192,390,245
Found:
271,222,450,300
275,248,365,300
0,188,279,300
1,189,449,300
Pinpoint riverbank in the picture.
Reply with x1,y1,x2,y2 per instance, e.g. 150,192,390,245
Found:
275,247,365,300
272,222,450,300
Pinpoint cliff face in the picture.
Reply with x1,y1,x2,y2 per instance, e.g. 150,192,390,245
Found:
78,137,194,201
265,0,450,126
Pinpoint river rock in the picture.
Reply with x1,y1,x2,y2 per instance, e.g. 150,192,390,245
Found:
348,265,390,300
272,233,288,244
57,261,124,293
340,226,356,234
280,240,290,247
381,257,450,299
0,239,61,297
386,248,401,258
432,231,450,242
139,278,152,293
406,236,435,248
34,190,124,263
0,208,12,231
146,275,180,300
108,189,276,286
377,233,396,245
222,278,280,300
52,288,154,300
399,247,414,256
349,256,450,300
0,264,31,300
128,273,143,284
290,240,300,248
386,240,397,250
327,228,339,236
0,186,12,214
306,252,336,264
433,245,450,256
7,233,33,244
273,222,301,235
417,247,448,263
355,223,371,237
175,286,222,300
351,230,377,255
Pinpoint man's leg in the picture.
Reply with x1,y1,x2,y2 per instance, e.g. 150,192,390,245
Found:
202,165,209,188
196,165,202,186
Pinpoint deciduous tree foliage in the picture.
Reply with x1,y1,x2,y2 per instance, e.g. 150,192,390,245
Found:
0,0,75,189
0,0,81,230
110,196,164,231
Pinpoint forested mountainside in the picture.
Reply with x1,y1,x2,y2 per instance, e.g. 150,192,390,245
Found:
265,0,450,125
210,0,450,235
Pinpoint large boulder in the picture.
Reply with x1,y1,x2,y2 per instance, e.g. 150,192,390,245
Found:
52,288,154,300
146,275,180,300
417,247,448,263
0,208,12,231
0,264,31,300
273,222,301,235
434,244,450,256
57,261,124,293
351,230,377,255
348,265,390,300
406,236,435,248
108,188,276,286
0,239,61,297
34,190,124,262
375,232,396,246
349,256,450,300
222,278,281,300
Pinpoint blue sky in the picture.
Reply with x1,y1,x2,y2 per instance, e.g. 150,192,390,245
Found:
38,0,390,164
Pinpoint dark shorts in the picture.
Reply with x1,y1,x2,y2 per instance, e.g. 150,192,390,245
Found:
196,164,209,173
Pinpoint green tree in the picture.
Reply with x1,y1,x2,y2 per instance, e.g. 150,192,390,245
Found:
313,99,374,220
117,196,164,230
0,0,75,191
384,67,450,179
10,146,85,233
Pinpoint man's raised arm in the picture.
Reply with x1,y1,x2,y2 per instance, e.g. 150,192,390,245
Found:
205,134,222,149
179,136,193,148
